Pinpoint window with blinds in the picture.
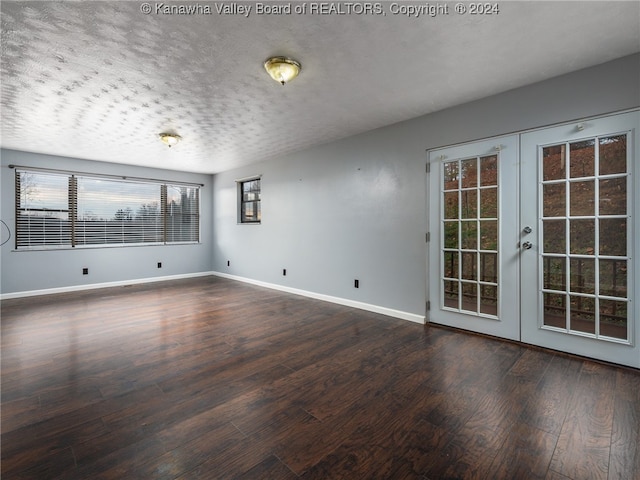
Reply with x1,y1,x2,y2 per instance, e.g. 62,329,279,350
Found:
165,184,200,242
15,171,72,248
15,169,200,249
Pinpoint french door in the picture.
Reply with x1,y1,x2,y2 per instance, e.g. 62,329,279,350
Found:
520,111,639,368
428,111,639,368
427,134,521,341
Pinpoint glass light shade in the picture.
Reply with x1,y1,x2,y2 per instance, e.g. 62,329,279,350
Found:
264,57,301,85
159,133,181,147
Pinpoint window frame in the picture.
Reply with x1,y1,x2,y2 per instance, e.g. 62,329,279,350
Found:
13,166,202,250
237,176,262,224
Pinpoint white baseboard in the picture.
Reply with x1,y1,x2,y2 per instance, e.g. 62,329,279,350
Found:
212,271,426,325
1,271,426,325
0,271,215,300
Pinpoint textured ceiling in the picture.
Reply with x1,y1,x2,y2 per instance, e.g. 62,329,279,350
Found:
1,1,639,174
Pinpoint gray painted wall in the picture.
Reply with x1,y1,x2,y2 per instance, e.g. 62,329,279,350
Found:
0,150,213,294
2,54,638,308
212,54,640,318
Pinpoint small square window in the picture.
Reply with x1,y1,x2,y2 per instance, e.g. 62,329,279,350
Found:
239,178,261,223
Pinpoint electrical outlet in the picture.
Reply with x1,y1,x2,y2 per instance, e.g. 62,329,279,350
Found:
354,279,359,288
227,260,230,267
82,268,89,275
283,269,287,276
157,262,162,268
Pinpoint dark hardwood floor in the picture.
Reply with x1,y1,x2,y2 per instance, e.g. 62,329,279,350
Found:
2,276,639,479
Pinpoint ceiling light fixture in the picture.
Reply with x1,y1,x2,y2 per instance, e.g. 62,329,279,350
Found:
264,56,301,85
159,132,181,148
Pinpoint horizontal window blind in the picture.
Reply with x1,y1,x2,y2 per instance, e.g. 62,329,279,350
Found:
15,169,200,249
76,177,163,246
15,171,72,248
166,184,200,242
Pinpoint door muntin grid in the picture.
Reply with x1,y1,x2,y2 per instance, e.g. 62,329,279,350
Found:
441,154,499,318
539,132,631,343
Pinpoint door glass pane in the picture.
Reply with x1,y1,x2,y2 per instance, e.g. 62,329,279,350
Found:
599,259,627,297
461,282,477,312
543,257,566,291
460,190,477,219
460,158,478,188
479,220,498,250
570,258,595,294
443,280,459,309
543,219,565,253
569,219,594,255
444,192,458,219
443,251,459,279
600,299,628,340
570,296,596,334
444,221,458,248
543,292,566,328
599,135,626,175
480,252,497,283
480,188,497,218
461,252,477,281
543,144,566,181
480,285,498,315
570,181,595,216
543,183,565,217
599,218,626,256
599,177,626,215
444,162,459,190
480,155,498,186
569,140,595,178
461,221,477,249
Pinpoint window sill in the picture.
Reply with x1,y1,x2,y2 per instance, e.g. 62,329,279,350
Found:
13,242,201,252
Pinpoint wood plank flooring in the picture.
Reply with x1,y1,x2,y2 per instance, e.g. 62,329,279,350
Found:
2,276,639,479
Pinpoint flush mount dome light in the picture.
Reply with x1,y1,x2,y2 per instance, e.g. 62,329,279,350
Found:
159,132,181,147
264,56,301,85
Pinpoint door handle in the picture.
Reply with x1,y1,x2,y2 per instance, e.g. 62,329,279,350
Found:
522,241,533,250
